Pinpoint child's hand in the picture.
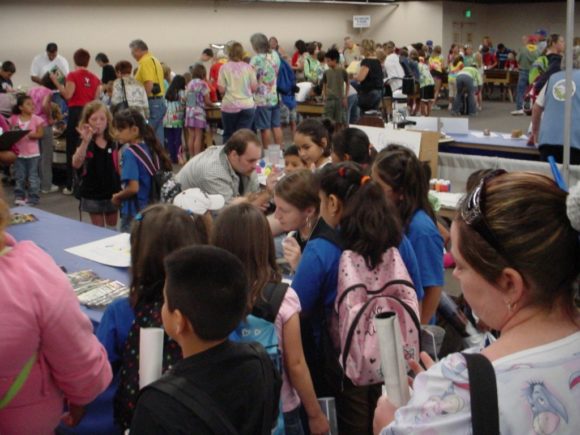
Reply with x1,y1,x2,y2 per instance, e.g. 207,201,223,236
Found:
308,412,330,435
61,403,86,427
282,236,301,271
111,193,122,207
373,395,398,435
77,124,94,143
407,351,435,377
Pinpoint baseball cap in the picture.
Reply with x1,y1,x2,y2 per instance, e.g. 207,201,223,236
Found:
172,188,225,215
426,40,434,47
535,28,548,38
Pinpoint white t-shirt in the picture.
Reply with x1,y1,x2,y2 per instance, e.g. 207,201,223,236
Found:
384,54,405,92
535,83,548,107
381,332,580,435
30,53,70,78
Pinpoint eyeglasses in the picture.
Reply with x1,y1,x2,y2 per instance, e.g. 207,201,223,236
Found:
461,169,510,260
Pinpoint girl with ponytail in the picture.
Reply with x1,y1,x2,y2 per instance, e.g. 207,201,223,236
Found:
112,108,172,231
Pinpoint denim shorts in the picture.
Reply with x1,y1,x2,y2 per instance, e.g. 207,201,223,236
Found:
280,103,298,124
255,105,281,130
81,198,118,214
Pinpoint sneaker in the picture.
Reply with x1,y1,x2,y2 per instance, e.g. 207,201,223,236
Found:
41,184,60,194
511,109,525,116
62,188,73,196
14,199,27,206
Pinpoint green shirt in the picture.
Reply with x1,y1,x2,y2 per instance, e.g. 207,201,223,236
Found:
323,67,348,99
458,66,483,87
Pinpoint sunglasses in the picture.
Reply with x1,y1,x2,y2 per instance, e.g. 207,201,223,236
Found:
461,169,510,260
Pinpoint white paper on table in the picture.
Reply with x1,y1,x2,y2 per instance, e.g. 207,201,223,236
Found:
65,233,131,268
500,133,528,141
432,191,464,209
470,130,498,138
139,327,165,389
374,312,410,407
406,116,439,132
440,117,469,135
350,124,422,156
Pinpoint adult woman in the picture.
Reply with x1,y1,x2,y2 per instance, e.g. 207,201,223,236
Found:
269,36,287,60
211,203,330,435
95,52,116,85
356,39,384,113
0,185,112,434
51,48,101,195
110,60,149,119
218,41,258,143
374,171,580,434
274,169,320,271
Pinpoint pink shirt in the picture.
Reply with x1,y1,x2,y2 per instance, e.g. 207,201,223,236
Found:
8,114,43,157
0,234,112,435
27,86,53,125
274,287,302,412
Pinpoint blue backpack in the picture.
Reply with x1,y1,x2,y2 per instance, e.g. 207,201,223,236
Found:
229,282,288,435
277,58,298,110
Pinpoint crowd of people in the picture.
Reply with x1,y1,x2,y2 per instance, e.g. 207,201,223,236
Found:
0,30,579,435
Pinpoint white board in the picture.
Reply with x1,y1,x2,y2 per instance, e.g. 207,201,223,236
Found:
350,124,422,156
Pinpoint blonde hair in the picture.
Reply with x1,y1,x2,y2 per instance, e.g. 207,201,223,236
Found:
79,101,114,143
361,39,376,57
228,42,245,62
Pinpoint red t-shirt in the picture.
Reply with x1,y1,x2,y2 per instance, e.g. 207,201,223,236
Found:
66,69,100,107
209,62,224,87
291,51,300,67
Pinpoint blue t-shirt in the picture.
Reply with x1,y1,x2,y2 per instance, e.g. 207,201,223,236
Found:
120,144,153,218
398,235,424,300
406,209,444,289
96,297,135,368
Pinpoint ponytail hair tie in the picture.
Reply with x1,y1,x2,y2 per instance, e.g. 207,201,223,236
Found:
338,167,347,177
360,175,371,186
134,212,144,222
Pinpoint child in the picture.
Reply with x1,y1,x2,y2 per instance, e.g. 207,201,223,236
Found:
111,108,172,232
474,52,484,110
505,51,518,70
447,55,464,111
131,245,281,434
185,64,211,158
163,75,186,164
331,127,375,166
72,101,120,227
96,203,210,430
9,94,44,206
283,145,307,173
303,42,322,86
418,56,435,117
323,48,349,128
294,119,334,170
372,147,444,324
212,203,329,435
428,45,445,104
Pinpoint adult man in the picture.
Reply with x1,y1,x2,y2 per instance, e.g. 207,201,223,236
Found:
0,61,15,93
30,43,70,85
343,37,361,68
384,41,404,94
175,129,269,207
129,39,166,144
532,46,580,164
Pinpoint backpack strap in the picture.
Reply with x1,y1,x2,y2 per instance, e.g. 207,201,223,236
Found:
147,375,239,435
128,143,159,176
462,352,500,435
252,282,289,323
0,352,37,410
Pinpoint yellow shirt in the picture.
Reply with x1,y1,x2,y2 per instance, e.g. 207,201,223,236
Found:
135,52,165,97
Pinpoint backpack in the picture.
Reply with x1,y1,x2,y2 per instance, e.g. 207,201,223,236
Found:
277,57,299,110
127,143,181,204
229,282,288,435
529,55,548,85
335,248,421,386
114,300,183,430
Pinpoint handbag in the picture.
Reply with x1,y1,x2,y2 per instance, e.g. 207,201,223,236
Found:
112,78,130,114
463,352,500,435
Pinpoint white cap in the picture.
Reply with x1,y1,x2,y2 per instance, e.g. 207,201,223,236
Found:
173,188,225,215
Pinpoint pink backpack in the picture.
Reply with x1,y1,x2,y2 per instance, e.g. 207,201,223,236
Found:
335,248,421,386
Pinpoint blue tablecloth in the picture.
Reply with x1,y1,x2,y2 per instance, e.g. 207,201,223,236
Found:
7,206,127,435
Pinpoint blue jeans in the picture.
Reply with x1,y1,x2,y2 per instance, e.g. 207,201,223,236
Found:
357,89,382,113
453,75,476,115
283,407,305,435
148,98,167,145
347,94,359,124
221,108,256,144
14,156,40,204
516,69,529,110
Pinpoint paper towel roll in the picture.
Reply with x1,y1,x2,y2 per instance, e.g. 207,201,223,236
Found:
139,327,165,389
374,312,410,407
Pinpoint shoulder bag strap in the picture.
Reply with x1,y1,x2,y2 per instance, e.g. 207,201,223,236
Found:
462,352,500,435
0,352,37,410
258,282,289,322
128,144,157,176
121,78,128,103
149,375,239,435
151,58,160,87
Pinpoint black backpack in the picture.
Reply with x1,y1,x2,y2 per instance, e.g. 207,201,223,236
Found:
127,144,181,204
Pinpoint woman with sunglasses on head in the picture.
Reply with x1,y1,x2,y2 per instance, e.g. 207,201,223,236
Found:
372,145,444,324
374,171,580,435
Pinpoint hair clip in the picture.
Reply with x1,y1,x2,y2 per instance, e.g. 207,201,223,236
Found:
338,167,347,177
360,175,371,186
134,212,143,221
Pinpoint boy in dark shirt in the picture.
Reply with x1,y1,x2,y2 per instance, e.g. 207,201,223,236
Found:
323,48,349,128
131,245,281,435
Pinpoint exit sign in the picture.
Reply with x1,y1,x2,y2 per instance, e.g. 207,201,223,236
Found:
465,9,472,19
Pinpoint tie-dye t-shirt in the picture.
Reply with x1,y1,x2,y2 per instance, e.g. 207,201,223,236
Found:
250,51,281,107
380,332,580,435
218,61,257,113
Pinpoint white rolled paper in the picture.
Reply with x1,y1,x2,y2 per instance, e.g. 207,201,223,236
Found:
374,312,411,407
139,327,165,389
